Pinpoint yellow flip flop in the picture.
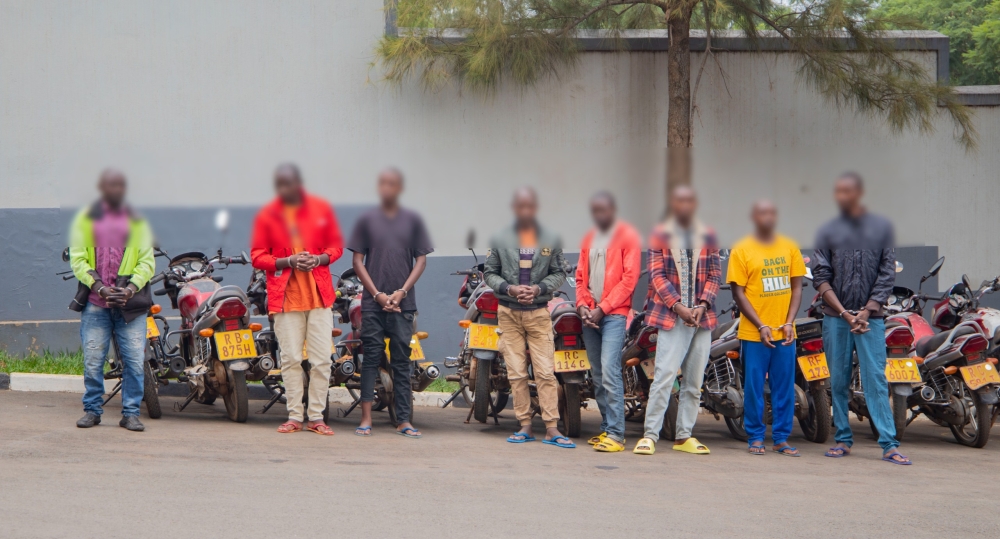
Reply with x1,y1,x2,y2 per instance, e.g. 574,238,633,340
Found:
588,432,608,446
633,437,655,455
672,437,710,455
594,437,625,452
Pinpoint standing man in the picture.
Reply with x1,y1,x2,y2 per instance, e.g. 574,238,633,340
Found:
813,173,910,464
634,186,721,456
484,187,573,448
727,200,806,456
251,163,343,436
348,168,433,438
576,192,642,453
69,168,156,432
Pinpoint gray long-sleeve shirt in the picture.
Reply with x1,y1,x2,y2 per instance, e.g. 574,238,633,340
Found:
811,212,896,318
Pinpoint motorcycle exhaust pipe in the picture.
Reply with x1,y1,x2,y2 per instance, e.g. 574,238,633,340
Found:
445,374,462,382
168,357,187,377
330,359,356,385
413,364,441,392
919,385,936,402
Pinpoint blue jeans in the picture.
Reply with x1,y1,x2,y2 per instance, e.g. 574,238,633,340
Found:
80,303,147,417
824,316,898,451
581,314,627,442
741,340,796,445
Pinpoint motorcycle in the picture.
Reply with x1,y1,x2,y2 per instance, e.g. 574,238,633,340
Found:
151,248,255,422
59,247,171,419
549,269,592,438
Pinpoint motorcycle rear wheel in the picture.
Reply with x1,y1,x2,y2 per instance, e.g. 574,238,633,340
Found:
725,415,748,442
869,392,908,442
142,360,162,419
799,384,831,444
223,367,249,423
473,358,493,423
560,382,582,438
660,392,679,441
949,384,992,448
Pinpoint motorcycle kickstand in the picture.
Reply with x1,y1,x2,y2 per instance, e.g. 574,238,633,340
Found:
257,392,283,414
464,404,475,424
440,387,464,409
173,391,198,412
102,381,123,405
339,396,362,418
489,398,501,425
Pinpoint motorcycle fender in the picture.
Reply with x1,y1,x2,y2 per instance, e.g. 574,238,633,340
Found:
472,350,497,361
559,371,586,385
977,386,999,405
891,383,913,397
227,360,250,371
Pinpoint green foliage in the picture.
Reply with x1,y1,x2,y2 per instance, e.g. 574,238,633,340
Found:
377,0,977,150
0,350,86,375
875,0,999,85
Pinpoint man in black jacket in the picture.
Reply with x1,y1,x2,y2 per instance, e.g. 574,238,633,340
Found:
812,172,910,465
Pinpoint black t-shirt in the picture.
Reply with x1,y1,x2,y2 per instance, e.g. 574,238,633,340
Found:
347,207,433,312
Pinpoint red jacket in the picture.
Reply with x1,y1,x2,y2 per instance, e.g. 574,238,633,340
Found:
250,193,344,313
575,221,642,317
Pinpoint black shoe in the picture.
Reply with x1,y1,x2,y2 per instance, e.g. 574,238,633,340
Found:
119,416,145,432
76,413,101,428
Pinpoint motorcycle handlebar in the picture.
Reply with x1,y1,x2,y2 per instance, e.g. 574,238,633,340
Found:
452,269,478,276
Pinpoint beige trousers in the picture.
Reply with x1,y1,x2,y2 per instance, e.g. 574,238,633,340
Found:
273,308,333,422
498,305,559,428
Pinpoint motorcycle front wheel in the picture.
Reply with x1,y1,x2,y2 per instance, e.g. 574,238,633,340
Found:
223,366,249,423
142,360,162,419
949,383,992,448
660,392,679,441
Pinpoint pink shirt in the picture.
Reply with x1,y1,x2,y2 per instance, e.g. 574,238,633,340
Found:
87,204,130,307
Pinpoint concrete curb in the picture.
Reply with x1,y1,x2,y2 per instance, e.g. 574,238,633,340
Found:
2,372,468,408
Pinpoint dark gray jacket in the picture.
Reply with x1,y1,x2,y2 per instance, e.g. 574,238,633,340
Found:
812,212,895,318
483,223,567,310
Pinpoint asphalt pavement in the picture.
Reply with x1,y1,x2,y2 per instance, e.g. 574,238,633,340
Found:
1,390,998,539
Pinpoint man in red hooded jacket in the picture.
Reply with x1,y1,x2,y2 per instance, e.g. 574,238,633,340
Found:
251,163,343,435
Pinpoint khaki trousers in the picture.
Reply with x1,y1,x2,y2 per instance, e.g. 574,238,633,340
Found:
498,305,559,428
273,308,333,422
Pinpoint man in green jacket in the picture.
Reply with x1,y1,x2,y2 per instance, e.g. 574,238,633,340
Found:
484,187,573,448
69,169,155,431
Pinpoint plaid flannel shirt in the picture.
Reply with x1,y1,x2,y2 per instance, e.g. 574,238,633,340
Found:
644,224,722,332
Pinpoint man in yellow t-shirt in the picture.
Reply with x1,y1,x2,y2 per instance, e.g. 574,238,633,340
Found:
726,200,806,457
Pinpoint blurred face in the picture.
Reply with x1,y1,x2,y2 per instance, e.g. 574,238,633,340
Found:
590,198,615,230
378,170,403,205
98,170,126,207
274,168,300,204
670,188,697,222
752,203,777,235
834,177,862,214
513,192,537,226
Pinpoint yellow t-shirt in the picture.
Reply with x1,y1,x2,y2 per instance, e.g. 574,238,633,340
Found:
726,235,807,342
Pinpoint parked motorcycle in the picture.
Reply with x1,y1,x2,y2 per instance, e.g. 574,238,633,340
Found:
548,282,592,438
151,248,255,422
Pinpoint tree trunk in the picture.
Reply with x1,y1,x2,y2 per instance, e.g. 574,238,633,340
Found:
666,5,693,206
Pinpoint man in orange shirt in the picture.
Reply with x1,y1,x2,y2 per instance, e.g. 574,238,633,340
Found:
576,192,642,452
251,163,344,435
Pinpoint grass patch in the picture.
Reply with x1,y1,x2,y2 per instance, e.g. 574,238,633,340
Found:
0,350,85,375
426,378,459,393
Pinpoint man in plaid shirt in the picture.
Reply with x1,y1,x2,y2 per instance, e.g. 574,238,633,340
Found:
633,186,721,456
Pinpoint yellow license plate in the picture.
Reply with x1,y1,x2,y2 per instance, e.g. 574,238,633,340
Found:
554,350,590,373
885,358,922,384
384,335,426,361
960,362,1000,390
145,317,160,339
797,353,830,381
214,329,257,361
468,323,500,351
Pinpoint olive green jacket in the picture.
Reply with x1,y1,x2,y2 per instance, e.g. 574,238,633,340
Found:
483,223,567,309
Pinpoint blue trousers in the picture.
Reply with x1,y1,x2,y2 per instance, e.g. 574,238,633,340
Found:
742,340,796,445
824,316,898,451
581,314,627,442
80,303,147,417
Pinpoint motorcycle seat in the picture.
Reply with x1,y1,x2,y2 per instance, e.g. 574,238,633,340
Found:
711,319,737,341
208,285,249,306
914,325,975,358
550,301,576,320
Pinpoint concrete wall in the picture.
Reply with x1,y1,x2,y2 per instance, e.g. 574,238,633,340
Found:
1,1,998,357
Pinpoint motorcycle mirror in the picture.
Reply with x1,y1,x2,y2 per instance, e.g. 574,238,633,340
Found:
61,247,70,263
962,274,972,291
894,260,904,273
567,276,577,288
465,228,476,250
928,256,945,277
214,209,230,233
718,248,731,261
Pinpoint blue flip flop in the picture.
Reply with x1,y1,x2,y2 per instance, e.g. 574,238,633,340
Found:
773,445,800,457
507,432,536,443
824,446,850,458
354,426,372,437
543,435,576,449
396,427,422,438
882,450,912,465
